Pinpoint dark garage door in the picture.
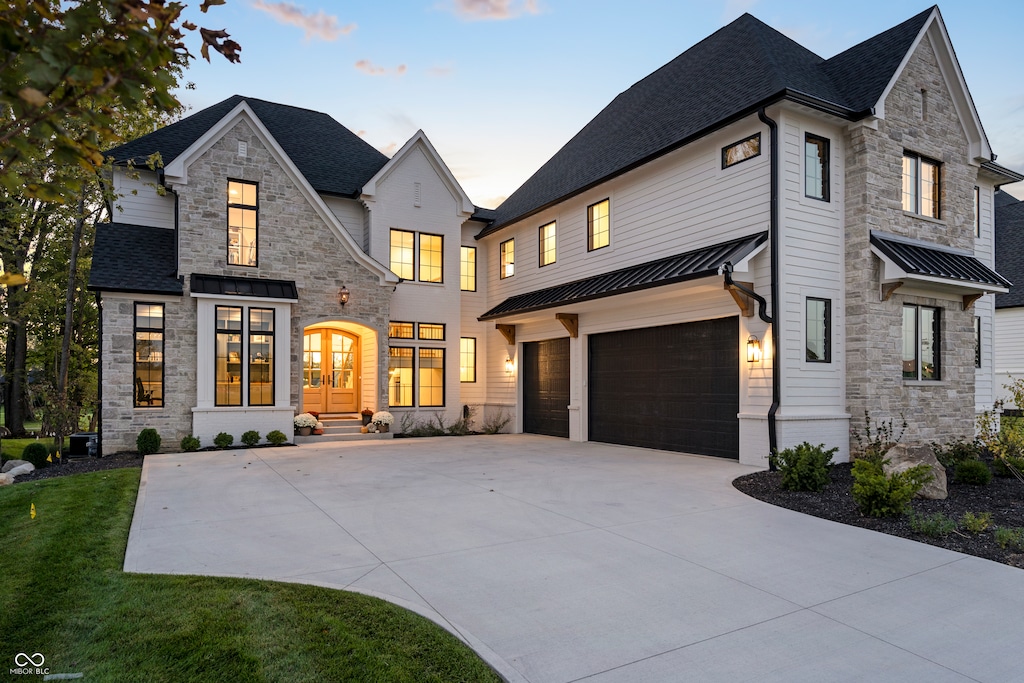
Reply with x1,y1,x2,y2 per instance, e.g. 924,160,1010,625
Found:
589,317,739,458
523,337,570,438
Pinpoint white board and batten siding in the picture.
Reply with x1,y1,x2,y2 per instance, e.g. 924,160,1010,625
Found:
974,181,999,413
111,169,175,229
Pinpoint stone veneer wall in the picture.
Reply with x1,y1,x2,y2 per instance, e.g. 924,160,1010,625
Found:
844,35,977,452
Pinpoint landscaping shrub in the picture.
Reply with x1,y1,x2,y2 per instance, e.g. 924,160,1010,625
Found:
241,430,261,447
136,428,162,455
853,410,907,460
994,527,1024,551
213,432,234,448
954,459,992,486
932,438,981,469
908,511,956,537
266,430,288,445
771,442,837,492
481,409,512,435
851,457,932,517
22,442,50,469
961,511,992,533
992,454,1024,479
180,436,201,452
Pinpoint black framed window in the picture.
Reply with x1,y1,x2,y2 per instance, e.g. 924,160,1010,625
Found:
390,229,415,280
419,233,443,283
804,134,830,201
419,348,445,407
461,246,476,291
388,347,413,407
418,323,445,341
974,186,981,237
388,321,414,339
539,221,556,267
806,297,831,362
460,337,476,383
722,132,761,168
902,153,941,218
215,306,243,406
588,198,610,251
227,180,258,267
902,304,940,380
500,238,515,279
249,308,274,406
134,303,164,407
975,316,982,368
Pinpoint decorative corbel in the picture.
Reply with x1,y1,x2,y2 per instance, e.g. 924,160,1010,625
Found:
880,281,903,302
555,313,579,338
724,281,754,317
963,293,983,310
496,324,516,345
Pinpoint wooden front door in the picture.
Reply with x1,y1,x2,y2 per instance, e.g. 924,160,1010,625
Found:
302,329,359,413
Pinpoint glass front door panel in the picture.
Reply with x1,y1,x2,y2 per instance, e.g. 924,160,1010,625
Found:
303,329,359,413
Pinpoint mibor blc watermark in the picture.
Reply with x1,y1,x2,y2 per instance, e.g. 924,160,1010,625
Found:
11,652,48,676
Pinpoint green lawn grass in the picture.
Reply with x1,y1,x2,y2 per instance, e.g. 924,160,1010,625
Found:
1,436,54,461
0,469,501,682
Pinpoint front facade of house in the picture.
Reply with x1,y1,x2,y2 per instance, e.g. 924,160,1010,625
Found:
90,7,1018,465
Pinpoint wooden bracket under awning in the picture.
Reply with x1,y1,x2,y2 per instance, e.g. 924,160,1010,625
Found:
724,281,754,317
963,293,983,310
880,281,903,301
555,313,579,338
496,324,516,345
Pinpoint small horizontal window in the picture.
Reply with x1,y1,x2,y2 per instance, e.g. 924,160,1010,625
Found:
722,133,761,169
418,323,445,341
389,321,414,339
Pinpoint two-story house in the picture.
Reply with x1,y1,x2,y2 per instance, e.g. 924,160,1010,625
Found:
90,6,1019,465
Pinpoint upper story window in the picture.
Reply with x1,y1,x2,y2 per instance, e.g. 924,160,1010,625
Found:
804,134,830,202
460,246,476,291
975,316,982,368
974,186,981,237
588,199,610,251
390,229,415,280
902,152,940,219
419,233,443,283
227,180,257,267
806,297,831,362
722,133,760,169
134,303,164,407
902,304,940,381
539,221,557,267
500,238,515,279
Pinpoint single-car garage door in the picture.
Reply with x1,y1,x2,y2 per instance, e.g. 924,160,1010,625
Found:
589,317,739,458
523,337,570,438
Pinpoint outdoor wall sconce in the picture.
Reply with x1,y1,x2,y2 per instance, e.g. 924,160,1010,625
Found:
505,356,515,374
747,334,762,363
338,285,350,307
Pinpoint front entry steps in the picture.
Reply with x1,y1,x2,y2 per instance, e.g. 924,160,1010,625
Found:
293,414,393,444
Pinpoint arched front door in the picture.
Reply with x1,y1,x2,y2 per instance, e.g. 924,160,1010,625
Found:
303,329,359,413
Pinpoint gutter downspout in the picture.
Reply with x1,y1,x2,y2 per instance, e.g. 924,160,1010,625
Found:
758,107,781,469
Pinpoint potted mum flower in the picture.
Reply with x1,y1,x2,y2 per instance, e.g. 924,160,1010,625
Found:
360,407,374,426
371,411,394,433
294,412,317,436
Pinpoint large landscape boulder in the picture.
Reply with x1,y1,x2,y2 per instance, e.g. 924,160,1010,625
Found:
0,461,35,485
1,459,30,473
883,444,947,500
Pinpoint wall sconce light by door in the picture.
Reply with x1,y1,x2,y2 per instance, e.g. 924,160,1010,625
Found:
747,334,762,363
338,285,350,307
505,356,515,374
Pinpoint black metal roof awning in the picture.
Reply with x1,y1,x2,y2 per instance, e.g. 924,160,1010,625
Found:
190,273,299,300
869,231,1011,292
479,232,768,321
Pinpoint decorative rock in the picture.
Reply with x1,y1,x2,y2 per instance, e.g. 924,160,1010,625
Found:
0,462,35,485
1,459,30,473
883,444,947,500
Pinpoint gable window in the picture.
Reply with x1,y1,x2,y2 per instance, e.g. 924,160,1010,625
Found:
902,153,941,218
248,308,274,406
134,303,164,407
722,133,760,168
460,337,476,382
806,297,831,362
902,304,940,380
974,186,981,237
227,180,258,267
419,233,443,283
539,221,557,267
390,229,415,280
418,323,445,341
388,347,413,407
388,321,414,339
975,316,982,368
215,306,244,405
500,238,515,279
588,199,610,251
461,246,476,291
804,135,830,201
419,348,445,407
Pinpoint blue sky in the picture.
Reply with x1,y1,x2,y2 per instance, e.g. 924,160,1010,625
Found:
174,1,1024,207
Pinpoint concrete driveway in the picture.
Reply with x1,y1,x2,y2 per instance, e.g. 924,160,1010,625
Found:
125,435,1024,683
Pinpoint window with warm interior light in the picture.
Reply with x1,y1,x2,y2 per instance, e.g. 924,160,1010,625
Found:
419,233,443,283
134,303,164,407
461,246,476,291
902,153,941,218
390,229,414,280
460,337,476,382
419,348,444,406
418,323,445,341
588,199,610,251
500,238,514,279
227,180,257,267
388,347,413,407
804,134,829,201
248,308,274,406
539,221,556,266
388,321,414,339
215,306,243,406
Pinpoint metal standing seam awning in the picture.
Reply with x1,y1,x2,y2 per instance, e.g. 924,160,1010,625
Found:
190,273,299,300
478,232,769,321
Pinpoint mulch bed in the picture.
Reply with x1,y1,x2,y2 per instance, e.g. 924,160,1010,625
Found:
9,452,143,483
734,462,1024,569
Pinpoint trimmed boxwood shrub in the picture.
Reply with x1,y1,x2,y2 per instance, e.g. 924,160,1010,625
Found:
241,430,261,447
851,457,932,517
22,442,50,469
137,428,162,455
772,442,837,492
213,432,234,449
180,436,201,452
266,430,288,446
953,459,991,485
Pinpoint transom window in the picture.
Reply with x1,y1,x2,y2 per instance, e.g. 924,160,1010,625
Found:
539,221,556,267
461,246,476,291
418,323,445,341
806,297,831,362
460,337,476,383
388,321,414,339
227,180,257,267
588,199,610,251
419,233,443,283
500,238,515,279
804,134,829,201
902,153,941,218
134,303,164,407
722,133,760,168
390,229,415,280
902,304,940,381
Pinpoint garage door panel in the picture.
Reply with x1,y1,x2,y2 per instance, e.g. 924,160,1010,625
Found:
589,317,738,459
524,338,570,438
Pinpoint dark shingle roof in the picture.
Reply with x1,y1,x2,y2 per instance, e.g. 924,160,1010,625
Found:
106,96,389,198
480,7,933,236
479,232,767,320
88,223,182,295
996,191,1024,308
190,273,298,300
870,231,1010,290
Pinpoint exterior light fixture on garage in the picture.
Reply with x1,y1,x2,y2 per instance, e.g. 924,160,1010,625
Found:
747,334,761,363
505,356,514,374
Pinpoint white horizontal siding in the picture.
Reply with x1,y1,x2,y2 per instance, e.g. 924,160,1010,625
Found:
321,195,365,248
111,170,175,229
995,307,1024,407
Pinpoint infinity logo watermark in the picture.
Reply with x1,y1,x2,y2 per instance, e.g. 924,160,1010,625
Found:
14,654,44,667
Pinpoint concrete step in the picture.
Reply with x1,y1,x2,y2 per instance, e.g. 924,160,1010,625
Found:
294,431,393,444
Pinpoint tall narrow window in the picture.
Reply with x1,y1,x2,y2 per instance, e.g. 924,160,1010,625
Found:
902,304,940,380
419,348,445,406
539,221,557,266
806,297,831,362
804,135,829,201
461,246,477,291
228,180,257,266
500,238,515,279
390,229,415,280
460,337,476,382
902,153,941,218
216,306,243,405
419,233,443,283
134,303,164,407
974,186,981,237
388,347,413,407
588,199,610,251
975,316,982,368
249,308,274,406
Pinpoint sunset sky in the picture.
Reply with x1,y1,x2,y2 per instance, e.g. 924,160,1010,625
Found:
173,1,1024,207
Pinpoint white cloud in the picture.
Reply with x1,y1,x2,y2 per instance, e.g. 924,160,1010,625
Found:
379,142,399,157
354,60,408,77
448,0,540,21
251,1,355,41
